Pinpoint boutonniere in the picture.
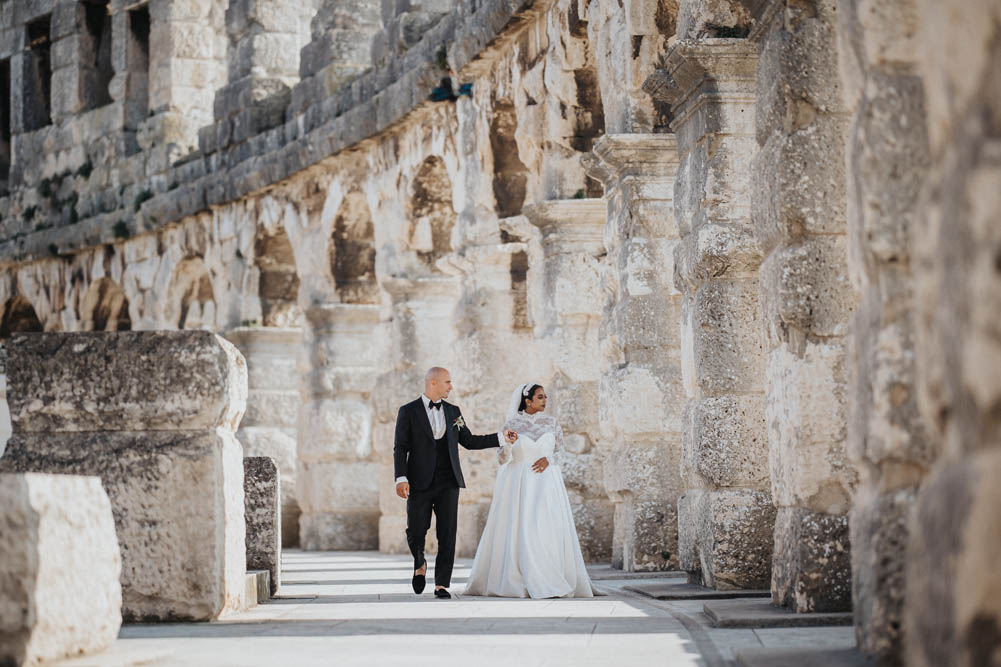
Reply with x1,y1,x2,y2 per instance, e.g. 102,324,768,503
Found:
453,415,466,430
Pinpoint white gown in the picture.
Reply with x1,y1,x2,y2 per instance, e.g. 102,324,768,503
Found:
463,410,596,598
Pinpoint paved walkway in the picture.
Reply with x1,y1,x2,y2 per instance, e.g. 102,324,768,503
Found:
59,551,856,666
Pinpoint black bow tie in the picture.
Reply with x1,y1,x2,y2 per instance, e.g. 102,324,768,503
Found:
429,401,442,411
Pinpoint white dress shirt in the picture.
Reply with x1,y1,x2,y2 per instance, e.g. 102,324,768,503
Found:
395,395,504,484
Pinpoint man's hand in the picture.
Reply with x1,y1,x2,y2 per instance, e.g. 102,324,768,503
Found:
396,482,410,499
532,457,549,473
504,429,518,444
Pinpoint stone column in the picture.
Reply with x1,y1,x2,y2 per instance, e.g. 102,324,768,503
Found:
0,331,248,621
645,40,775,590
751,1,855,612
226,326,302,547
524,199,614,563
374,276,459,555
297,304,382,550
588,134,684,571
834,2,932,661
905,3,1001,666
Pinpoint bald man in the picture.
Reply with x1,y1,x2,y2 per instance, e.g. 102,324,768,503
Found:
394,367,516,598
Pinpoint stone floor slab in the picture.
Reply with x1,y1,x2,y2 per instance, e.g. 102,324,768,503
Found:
704,599,854,628
735,647,873,666
626,582,771,600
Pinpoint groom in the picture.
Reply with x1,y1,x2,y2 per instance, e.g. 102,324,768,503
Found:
394,367,516,598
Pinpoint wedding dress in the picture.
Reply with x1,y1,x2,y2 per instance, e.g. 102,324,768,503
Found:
463,408,596,598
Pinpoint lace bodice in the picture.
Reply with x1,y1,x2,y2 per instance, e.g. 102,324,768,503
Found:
499,411,565,465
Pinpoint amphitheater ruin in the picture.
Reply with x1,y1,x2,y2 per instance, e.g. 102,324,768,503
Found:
0,0,998,664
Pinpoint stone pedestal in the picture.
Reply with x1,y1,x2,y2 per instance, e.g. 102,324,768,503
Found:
227,327,302,547
0,331,248,621
0,473,122,666
751,1,854,613
244,457,281,595
645,40,775,590
375,276,459,555
298,304,382,550
588,134,683,571
524,199,614,563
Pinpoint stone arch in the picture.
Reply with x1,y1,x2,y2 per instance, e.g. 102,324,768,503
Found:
330,190,378,304
490,99,529,218
255,226,301,326
408,155,455,270
80,277,131,331
0,296,43,339
166,257,216,330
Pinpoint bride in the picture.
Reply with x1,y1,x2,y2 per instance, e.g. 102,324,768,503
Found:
463,383,596,598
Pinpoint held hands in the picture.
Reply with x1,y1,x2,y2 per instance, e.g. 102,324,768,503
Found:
532,457,549,473
504,429,518,444
396,481,410,499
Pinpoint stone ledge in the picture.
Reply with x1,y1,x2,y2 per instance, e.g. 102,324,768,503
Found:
735,647,873,667
625,582,769,600
704,599,853,628
245,570,272,609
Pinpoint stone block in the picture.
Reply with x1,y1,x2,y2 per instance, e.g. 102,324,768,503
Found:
571,498,614,564
612,496,679,571
298,460,379,513
244,457,281,595
850,483,915,663
300,509,379,550
771,507,851,613
683,395,769,489
1,430,246,621
600,362,685,437
0,473,121,666
297,398,373,462
679,488,776,590
905,448,1001,667
7,332,247,433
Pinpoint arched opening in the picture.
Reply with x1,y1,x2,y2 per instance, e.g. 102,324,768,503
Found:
408,156,455,270
167,258,216,330
0,295,43,338
330,191,378,304
490,99,529,218
81,277,131,331
255,227,301,326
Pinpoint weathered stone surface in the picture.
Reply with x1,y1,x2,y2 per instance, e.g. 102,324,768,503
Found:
771,507,851,613
0,473,121,666
0,332,248,622
244,456,281,595
7,331,247,433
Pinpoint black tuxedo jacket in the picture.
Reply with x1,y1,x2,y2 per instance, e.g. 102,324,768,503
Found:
393,398,499,490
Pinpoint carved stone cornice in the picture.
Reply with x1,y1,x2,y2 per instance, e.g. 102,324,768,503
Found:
643,39,758,133
589,134,679,187
303,303,381,331
379,275,460,303
522,199,606,257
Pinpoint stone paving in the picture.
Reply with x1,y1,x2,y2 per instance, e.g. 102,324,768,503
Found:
57,551,856,666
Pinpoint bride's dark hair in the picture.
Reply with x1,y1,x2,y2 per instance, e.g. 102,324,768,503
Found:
518,384,544,412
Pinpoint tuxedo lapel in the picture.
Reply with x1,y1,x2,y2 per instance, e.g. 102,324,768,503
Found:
414,399,435,442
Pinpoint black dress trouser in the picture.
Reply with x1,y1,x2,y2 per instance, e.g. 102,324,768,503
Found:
406,438,460,588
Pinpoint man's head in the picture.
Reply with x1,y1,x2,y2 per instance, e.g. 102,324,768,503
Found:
424,367,452,401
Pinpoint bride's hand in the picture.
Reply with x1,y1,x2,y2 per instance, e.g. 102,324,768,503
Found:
532,457,549,473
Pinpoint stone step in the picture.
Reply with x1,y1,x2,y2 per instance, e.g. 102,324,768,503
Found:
586,565,687,581
704,599,853,628
625,582,770,600
244,570,271,609
734,647,873,666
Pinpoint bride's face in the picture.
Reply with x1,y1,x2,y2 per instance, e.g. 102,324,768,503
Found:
525,387,547,413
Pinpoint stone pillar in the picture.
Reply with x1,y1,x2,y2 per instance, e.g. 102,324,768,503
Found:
0,331,248,621
298,304,382,550
751,1,855,612
834,1,932,660
226,326,301,547
905,3,1001,666
645,40,775,590
588,134,684,571
375,276,459,555
0,473,122,666
524,199,614,564
244,456,281,595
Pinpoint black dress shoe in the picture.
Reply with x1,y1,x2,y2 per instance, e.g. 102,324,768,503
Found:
434,588,451,599
412,561,427,594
